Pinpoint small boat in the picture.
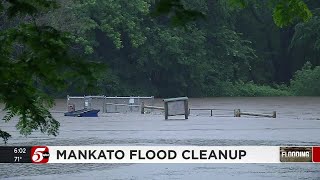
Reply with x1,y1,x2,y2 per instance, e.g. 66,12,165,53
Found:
64,108,100,117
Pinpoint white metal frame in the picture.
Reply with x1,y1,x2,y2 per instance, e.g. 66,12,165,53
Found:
67,95,154,113
104,96,154,113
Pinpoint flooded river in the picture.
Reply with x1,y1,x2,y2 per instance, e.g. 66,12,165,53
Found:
1,97,320,179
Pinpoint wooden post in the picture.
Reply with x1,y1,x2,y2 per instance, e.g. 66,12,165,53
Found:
83,95,86,109
151,96,155,113
210,109,213,117
234,109,241,117
184,100,188,119
273,111,277,118
164,102,169,120
67,95,69,111
141,102,145,114
115,98,118,112
103,96,106,113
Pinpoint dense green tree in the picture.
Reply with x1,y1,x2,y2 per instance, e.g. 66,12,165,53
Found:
0,0,103,143
290,5,320,71
155,0,312,27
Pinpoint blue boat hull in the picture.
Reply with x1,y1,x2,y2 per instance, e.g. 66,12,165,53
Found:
64,109,100,117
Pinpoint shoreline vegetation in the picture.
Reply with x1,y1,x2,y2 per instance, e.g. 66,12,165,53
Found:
51,62,320,98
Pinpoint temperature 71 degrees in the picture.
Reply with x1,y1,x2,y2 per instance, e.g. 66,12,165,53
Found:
14,156,22,162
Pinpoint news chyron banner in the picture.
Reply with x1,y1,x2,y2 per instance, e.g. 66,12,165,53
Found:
0,146,320,164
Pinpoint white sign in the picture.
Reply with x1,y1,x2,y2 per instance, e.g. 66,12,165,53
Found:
167,101,185,116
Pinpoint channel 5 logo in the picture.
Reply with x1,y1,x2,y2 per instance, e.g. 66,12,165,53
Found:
31,146,50,163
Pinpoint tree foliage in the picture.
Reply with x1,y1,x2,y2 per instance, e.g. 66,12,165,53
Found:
0,0,318,143
156,0,312,27
273,0,312,27
290,8,320,70
0,0,103,143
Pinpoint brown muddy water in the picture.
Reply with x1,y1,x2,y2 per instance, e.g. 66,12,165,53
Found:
0,97,320,180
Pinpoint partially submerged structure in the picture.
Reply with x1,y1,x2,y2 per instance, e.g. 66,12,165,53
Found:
65,95,155,117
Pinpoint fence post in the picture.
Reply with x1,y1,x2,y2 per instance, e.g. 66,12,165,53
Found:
273,111,277,118
141,102,145,114
102,96,105,113
184,100,188,119
164,102,169,120
67,95,69,111
234,109,241,117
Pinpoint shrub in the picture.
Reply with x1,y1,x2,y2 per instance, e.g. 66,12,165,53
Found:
205,81,291,97
289,62,320,96
230,81,291,97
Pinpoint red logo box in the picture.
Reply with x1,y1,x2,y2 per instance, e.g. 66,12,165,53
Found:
31,146,50,163
312,147,320,163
